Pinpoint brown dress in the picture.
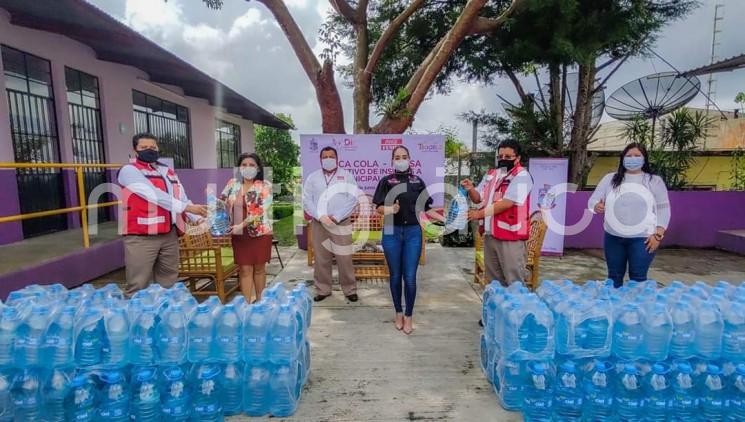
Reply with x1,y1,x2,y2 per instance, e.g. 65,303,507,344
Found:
231,191,272,265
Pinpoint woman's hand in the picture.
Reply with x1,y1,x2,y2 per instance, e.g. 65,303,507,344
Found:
229,222,245,235
645,235,660,253
593,199,605,214
461,179,475,191
384,200,400,215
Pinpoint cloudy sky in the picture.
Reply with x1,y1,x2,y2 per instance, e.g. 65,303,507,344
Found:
87,0,745,146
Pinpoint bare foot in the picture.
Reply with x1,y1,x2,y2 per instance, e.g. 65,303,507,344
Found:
403,316,414,335
394,313,404,331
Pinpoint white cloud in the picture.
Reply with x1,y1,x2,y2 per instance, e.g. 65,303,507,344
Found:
228,8,267,39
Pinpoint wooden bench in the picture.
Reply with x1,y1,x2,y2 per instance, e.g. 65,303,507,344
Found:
178,226,240,303
307,201,426,280
474,211,549,290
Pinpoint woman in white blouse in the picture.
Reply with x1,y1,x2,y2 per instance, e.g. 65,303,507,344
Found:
588,142,671,288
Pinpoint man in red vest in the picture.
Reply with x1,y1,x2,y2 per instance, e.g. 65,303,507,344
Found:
463,139,533,286
117,133,208,296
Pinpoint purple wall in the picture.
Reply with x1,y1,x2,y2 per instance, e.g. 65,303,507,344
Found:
0,169,22,244
564,191,745,249
177,168,236,205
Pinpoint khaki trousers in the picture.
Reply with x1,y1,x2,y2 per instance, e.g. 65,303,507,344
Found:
311,219,357,296
124,229,180,296
484,235,528,286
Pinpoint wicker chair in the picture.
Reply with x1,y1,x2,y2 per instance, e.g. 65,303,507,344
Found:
473,211,549,291
178,226,240,303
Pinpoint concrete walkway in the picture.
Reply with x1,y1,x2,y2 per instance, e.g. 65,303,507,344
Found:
233,243,517,421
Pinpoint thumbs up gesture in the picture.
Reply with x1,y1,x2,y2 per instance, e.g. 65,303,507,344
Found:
594,199,605,214
392,200,400,214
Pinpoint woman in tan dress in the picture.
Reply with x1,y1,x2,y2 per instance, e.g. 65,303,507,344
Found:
220,153,273,302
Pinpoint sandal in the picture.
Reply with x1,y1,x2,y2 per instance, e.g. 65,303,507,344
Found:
394,313,404,331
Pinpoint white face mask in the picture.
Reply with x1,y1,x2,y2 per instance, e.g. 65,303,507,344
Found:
393,159,410,172
321,158,337,171
241,166,258,180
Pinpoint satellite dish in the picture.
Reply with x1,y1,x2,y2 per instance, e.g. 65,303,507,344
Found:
563,72,606,130
605,72,701,121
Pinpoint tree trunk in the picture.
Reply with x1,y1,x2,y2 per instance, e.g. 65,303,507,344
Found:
318,61,346,134
352,19,371,133
548,62,563,151
568,57,597,187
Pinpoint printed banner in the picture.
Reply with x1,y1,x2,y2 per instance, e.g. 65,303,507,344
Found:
300,134,446,206
529,158,569,255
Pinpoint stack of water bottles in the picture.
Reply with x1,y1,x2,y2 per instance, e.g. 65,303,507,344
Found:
0,280,312,421
480,279,745,422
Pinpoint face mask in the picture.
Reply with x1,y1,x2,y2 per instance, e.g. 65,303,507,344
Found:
241,166,258,180
393,159,410,172
623,156,645,171
321,158,337,171
497,159,515,172
137,149,159,163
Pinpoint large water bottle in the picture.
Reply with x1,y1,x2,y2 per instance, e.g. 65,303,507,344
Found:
159,366,190,421
156,304,187,365
74,308,104,367
129,305,158,366
42,368,71,422
553,360,582,422
613,303,644,361
15,305,48,367
215,304,241,363
0,307,22,367
101,305,129,367
299,338,311,388
243,363,270,417
643,302,673,361
221,362,243,416
670,300,696,360
11,368,42,421
728,364,745,422
243,302,271,362
97,370,129,422
292,284,313,328
130,367,161,421
504,295,554,360
188,304,213,363
700,363,725,422
496,358,524,411
670,360,698,422
270,363,299,417
0,368,12,422
65,373,96,422
482,280,503,335
191,363,223,421
523,361,553,422
644,362,672,422
43,305,76,369
695,302,724,361
615,363,644,421
480,332,492,381
582,360,614,421
722,301,745,362
269,303,299,364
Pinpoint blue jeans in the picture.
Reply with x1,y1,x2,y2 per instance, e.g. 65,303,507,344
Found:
382,225,422,317
603,232,656,288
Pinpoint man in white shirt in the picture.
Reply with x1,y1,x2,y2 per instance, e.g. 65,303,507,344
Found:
302,146,360,302
118,133,208,296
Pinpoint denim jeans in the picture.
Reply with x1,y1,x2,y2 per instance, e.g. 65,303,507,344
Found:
603,231,656,288
382,225,422,317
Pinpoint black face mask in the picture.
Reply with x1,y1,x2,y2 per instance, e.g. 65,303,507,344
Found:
497,159,516,172
137,149,160,163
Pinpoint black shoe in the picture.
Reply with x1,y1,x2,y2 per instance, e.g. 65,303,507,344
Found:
346,294,359,302
478,319,484,328
314,293,331,302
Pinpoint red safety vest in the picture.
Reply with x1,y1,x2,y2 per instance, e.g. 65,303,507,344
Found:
120,159,186,236
479,164,531,241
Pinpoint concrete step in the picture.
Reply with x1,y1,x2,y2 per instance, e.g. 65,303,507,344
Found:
716,229,745,256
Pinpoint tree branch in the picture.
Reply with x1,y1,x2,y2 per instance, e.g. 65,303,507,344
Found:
364,0,426,76
467,0,524,35
503,67,528,103
329,0,359,24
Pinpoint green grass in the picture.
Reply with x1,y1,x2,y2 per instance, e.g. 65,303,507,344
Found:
273,215,297,246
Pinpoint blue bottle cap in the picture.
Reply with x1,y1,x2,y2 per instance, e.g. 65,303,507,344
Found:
736,364,745,376
529,362,547,375
70,374,90,387
675,361,692,374
197,364,221,380
100,371,124,384
652,363,670,375
623,363,638,375
195,304,210,314
560,360,577,373
134,367,156,382
163,366,185,381
707,364,722,375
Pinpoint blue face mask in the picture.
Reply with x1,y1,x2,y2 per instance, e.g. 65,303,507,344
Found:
623,156,645,171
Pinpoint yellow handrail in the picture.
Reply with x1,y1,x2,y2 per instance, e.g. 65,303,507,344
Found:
0,162,123,248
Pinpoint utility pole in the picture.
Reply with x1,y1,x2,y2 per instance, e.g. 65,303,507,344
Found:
705,3,725,113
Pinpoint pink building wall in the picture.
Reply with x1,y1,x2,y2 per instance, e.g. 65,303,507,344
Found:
0,8,256,168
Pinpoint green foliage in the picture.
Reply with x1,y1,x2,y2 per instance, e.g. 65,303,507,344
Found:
254,113,299,196
731,147,745,191
272,203,294,220
736,92,745,112
272,214,297,246
378,88,412,119
441,126,468,159
623,109,715,190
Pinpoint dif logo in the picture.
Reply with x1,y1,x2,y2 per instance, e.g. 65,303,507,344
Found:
332,137,356,151
380,138,403,151
418,143,442,153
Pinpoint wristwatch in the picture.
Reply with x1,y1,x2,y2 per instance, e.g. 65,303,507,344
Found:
654,233,664,241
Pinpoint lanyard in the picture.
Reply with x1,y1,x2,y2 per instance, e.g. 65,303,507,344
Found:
323,170,338,187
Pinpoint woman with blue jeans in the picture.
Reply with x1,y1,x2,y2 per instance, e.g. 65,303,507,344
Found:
373,146,444,334
588,142,671,288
